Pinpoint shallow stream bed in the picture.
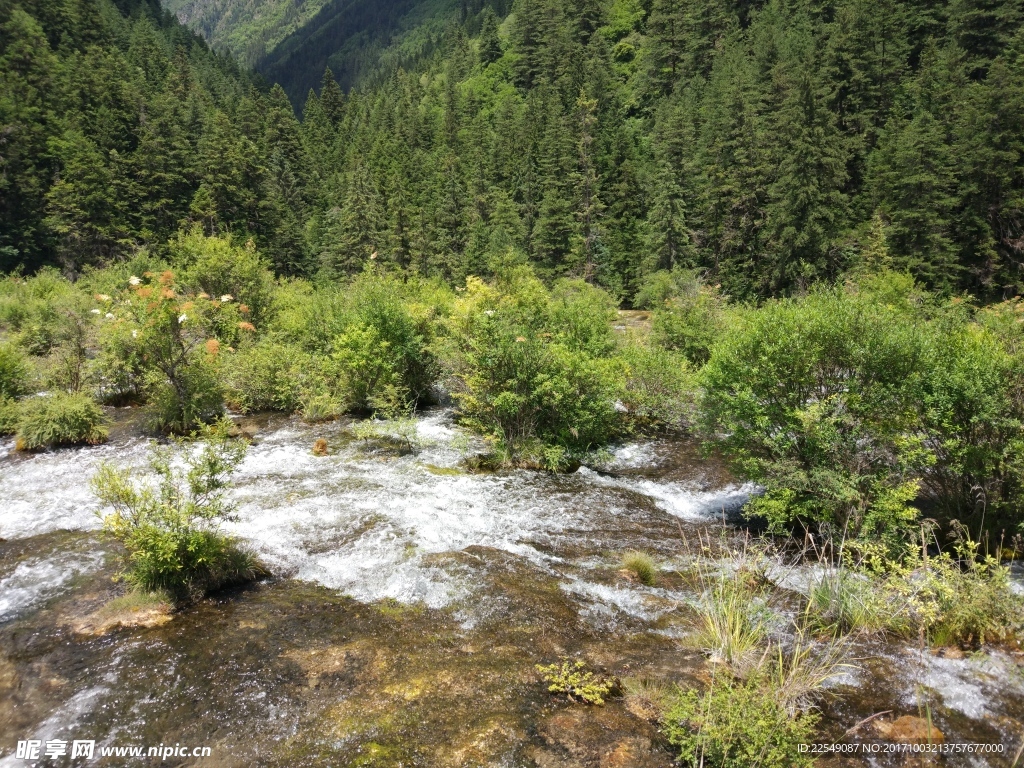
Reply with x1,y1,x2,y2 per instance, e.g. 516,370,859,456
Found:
1,409,1022,766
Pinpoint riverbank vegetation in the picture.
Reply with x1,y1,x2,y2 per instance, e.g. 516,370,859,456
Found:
3,242,1021,536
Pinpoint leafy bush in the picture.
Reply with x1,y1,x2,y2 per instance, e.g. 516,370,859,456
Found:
222,338,308,414
616,341,693,430
0,342,30,399
0,397,20,435
15,392,108,450
172,227,276,328
448,270,621,467
549,278,618,356
664,673,817,768
0,268,82,354
700,280,936,539
536,657,615,705
92,421,262,603
922,301,1024,531
639,269,728,366
100,269,234,433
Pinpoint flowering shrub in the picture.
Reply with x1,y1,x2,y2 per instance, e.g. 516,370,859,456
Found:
98,270,243,433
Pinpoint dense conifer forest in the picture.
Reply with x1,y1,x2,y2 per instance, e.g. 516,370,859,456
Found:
4,0,1024,302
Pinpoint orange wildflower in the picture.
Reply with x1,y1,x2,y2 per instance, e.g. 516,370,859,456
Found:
205,339,221,356
238,321,256,332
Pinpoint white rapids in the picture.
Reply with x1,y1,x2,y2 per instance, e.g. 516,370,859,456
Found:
0,410,750,616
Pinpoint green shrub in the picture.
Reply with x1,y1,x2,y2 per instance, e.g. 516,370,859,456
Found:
663,675,817,768
536,657,615,705
222,339,308,414
872,529,1023,647
0,268,82,354
616,341,693,430
549,278,618,356
0,397,20,435
146,363,223,435
640,269,728,366
92,421,263,603
15,392,108,450
0,342,30,399
700,279,936,538
172,226,276,328
330,321,410,416
922,301,1024,531
274,270,441,412
449,270,621,467
100,269,232,433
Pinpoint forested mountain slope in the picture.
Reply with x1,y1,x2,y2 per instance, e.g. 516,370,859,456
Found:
4,0,1024,303
255,0,472,98
162,0,337,68
0,0,313,274
284,0,1024,300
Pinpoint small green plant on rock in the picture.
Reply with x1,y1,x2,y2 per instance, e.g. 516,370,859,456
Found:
536,657,615,705
92,420,263,603
620,550,658,586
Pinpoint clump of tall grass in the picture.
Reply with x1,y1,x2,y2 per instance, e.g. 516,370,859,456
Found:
620,550,658,586
683,538,777,675
806,567,911,637
804,527,1022,647
621,677,673,721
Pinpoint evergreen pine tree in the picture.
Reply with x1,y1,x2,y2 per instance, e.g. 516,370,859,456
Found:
479,7,503,65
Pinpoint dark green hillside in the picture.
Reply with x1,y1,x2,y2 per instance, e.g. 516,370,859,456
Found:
0,0,311,273
5,0,1024,302
163,0,338,68
255,0,455,101
274,0,1024,300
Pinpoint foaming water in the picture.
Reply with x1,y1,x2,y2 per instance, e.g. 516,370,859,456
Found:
225,412,751,609
0,548,105,623
0,436,149,539
0,410,750,616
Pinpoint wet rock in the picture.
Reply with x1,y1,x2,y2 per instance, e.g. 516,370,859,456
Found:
438,718,525,766
599,737,658,768
69,594,173,635
537,707,671,767
873,715,944,743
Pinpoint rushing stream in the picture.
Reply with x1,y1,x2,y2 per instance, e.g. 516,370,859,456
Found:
1,408,1022,766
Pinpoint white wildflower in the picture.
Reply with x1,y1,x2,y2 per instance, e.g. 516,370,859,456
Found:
128,275,141,286
90,309,101,315
178,313,188,324
132,330,139,338
484,310,495,316
105,313,115,320
220,294,233,302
